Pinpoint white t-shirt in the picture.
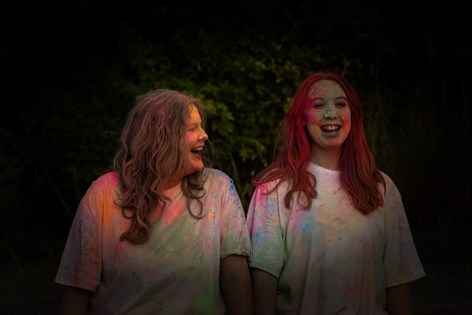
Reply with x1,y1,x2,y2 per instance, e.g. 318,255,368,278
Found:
247,163,425,315
55,168,251,315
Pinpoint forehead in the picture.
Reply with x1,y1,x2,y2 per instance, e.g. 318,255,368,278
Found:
188,103,201,121
308,80,346,99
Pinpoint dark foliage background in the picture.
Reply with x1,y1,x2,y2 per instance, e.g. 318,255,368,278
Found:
1,0,471,314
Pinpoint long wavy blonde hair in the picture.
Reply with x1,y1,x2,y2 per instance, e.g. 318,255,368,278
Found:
113,89,207,244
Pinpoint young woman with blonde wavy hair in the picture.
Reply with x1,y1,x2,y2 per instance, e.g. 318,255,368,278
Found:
56,89,253,315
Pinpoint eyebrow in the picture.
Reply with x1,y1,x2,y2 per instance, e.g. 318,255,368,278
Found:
311,96,348,101
187,120,202,126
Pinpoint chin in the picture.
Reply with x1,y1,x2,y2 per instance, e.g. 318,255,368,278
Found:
196,164,205,172
190,163,204,174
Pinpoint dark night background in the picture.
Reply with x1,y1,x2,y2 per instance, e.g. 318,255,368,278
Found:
1,0,471,314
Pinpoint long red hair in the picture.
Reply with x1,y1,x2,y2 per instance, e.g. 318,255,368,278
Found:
253,72,385,214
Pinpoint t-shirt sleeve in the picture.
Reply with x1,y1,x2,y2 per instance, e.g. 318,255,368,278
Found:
383,180,426,287
246,184,285,278
219,176,251,259
55,181,103,292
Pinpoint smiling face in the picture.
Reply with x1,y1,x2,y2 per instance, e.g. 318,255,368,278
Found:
181,103,208,177
304,79,351,165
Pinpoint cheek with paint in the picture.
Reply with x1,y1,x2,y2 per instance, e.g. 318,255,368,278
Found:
338,111,349,121
303,110,321,126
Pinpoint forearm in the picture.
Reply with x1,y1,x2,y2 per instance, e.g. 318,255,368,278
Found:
251,268,277,315
386,283,414,315
220,255,253,315
59,285,92,315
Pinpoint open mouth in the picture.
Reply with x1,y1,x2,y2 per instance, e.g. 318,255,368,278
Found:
191,146,204,156
321,125,341,133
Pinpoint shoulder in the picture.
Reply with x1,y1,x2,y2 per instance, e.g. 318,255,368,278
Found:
378,170,403,205
83,171,119,200
254,177,286,195
202,167,233,185
76,172,119,219
202,168,242,201
93,171,119,185
90,171,119,190
379,171,399,193
202,168,240,197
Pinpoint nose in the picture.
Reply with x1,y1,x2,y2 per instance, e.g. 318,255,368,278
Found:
199,129,209,142
324,103,337,119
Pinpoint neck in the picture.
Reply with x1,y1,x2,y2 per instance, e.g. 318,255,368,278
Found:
164,178,182,190
310,147,342,170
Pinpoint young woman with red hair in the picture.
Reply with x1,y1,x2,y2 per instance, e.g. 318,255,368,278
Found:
247,72,425,315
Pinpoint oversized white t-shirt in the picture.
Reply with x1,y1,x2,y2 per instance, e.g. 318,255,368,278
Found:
55,168,251,315
247,163,425,315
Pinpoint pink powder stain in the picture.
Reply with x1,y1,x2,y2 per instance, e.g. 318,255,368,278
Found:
304,111,317,124
161,199,186,226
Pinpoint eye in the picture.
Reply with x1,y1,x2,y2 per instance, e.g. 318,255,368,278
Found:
309,100,324,109
336,102,347,108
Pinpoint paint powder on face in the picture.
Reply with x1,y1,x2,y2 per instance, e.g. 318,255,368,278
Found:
304,80,352,158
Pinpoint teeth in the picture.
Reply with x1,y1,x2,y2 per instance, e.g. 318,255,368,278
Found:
321,125,340,132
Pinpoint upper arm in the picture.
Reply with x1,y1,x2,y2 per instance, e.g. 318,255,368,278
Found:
219,175,251,259
55,188,103,291
246,185,285,277
383,179,425,287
